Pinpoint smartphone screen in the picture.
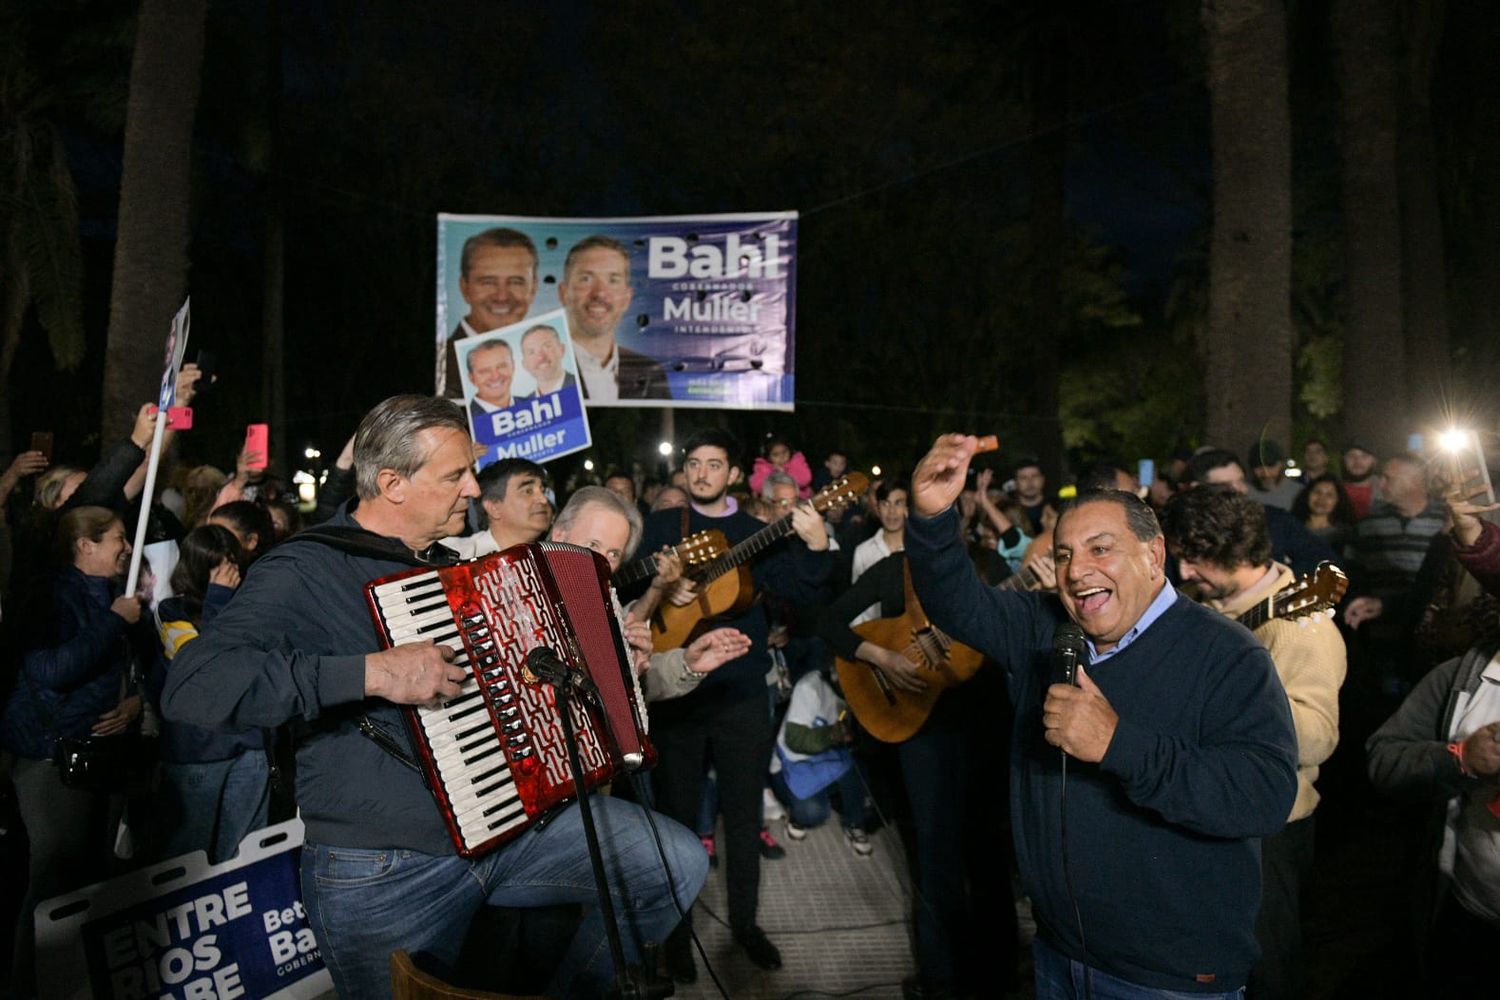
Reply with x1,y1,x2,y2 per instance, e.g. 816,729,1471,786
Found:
30,432,54,462
1137,459,1155,489
244,424,270,471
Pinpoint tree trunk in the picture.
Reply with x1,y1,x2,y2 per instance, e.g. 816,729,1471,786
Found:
101,0,208,442
1396,0,1449,429
1333,0,1407,453
1201,0,1294,448
1027,14,1067,483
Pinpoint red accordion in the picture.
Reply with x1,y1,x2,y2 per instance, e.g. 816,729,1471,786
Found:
364,542,653,858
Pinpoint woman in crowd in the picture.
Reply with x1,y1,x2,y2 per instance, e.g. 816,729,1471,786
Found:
1,507,144,988
150,524,269,864
1293,473,1358,555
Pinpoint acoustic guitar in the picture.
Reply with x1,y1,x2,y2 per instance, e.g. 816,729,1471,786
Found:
836,556,1050,743
650,473,869,651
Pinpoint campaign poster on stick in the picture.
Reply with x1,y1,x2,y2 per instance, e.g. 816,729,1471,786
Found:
436,212,798,410
455,308,592,470
36,819,330,1000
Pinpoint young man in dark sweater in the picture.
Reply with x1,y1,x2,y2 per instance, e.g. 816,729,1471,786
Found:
906,433,1298,998
636,429,833,980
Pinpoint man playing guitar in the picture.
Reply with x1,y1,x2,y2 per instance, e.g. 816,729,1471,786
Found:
634,429,833,981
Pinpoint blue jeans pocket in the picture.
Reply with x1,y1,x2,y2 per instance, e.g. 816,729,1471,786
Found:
314,847,397,888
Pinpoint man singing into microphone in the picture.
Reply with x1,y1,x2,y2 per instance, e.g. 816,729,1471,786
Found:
906,435,1297,998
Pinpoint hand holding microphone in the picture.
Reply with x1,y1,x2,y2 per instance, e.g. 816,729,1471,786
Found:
1043,624,1118,763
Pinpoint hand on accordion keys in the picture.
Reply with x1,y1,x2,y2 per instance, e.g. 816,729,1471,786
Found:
365,640,468,708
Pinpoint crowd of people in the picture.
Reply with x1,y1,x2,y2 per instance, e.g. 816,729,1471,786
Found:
2,391,1498,999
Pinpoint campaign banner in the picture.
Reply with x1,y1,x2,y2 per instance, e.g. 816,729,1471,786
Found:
455,308,593,470
436,212,797,410
36,819,330,1000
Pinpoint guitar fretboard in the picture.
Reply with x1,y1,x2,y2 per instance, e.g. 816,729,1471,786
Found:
701,518,797,583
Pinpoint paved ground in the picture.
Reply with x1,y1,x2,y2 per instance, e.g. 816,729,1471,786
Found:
670,815,919,1000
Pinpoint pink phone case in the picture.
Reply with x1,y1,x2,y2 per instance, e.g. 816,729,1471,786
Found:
244,424,269,470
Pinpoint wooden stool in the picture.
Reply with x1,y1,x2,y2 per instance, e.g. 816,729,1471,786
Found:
388,950,544,1000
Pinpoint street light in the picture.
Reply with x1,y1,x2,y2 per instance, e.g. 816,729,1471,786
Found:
583,459,595,471
658,441,674,457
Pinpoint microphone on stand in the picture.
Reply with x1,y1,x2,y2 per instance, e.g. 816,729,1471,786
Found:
525,646,602,704
524,646,572,687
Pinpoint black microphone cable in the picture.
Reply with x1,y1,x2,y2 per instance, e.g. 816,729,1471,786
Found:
1053,623,1095,1000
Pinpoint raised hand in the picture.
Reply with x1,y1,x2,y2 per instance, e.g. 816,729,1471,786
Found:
911,434,980,517
684,628,752,674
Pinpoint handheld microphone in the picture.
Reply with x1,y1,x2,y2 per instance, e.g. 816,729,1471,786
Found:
1052,623,1087,687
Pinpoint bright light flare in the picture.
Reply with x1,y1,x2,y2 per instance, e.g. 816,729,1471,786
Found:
658,441,674,457
1438,428,1472,453
871,465,882,477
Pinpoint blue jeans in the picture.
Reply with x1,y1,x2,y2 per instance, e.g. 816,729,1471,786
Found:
158,752,271,864
1033,938,1246,1000
770,763,867,830
301,795,706,999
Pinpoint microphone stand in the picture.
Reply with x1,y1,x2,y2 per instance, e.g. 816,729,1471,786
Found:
551,673,672,999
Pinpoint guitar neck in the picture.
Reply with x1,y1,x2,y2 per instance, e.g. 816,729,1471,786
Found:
1236,600,1274,631
615,546,673,588
701,517,797,582
999,563,1042,592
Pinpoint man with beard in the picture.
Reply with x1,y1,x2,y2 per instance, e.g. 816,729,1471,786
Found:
1341,442,1380,520
558,236,670,401
444,228,539,397
1161,486,1345,1000
519,323,576,398
635,429,833,981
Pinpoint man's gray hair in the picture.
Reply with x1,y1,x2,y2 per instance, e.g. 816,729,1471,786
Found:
553,486,643,561
353,395,469,500
760,470,798,501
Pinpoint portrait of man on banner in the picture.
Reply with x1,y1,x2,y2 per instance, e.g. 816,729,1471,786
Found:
436,212,798,411
453,309,592,470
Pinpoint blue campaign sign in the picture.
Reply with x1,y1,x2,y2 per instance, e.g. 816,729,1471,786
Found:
436,212,798,410
453,308,594,470
37,819,330,1000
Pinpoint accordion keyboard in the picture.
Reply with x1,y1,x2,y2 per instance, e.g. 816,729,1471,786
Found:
369,571,530,851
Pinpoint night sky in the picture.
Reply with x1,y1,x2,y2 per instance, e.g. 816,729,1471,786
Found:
7,0,1495,483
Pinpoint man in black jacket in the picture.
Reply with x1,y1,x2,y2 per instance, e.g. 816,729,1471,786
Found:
164,395,705,999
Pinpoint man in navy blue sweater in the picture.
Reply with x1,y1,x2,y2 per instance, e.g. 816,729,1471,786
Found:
907,434,1298,997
